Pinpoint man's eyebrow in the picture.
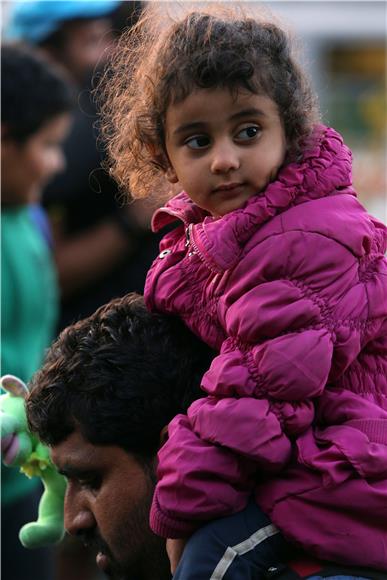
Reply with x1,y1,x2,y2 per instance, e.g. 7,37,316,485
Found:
57,465,94,478
173,108,267,136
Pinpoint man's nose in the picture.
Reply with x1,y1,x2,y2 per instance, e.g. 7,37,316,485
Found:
64,487,95,536
210,141,240,174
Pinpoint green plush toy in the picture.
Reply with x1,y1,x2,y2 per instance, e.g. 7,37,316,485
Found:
1,374,66,549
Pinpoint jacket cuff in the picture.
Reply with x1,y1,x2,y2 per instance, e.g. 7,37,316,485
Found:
150,491,200,539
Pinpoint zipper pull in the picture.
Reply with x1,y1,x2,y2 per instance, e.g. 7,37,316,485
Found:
186,224,196,257
185,226,191,248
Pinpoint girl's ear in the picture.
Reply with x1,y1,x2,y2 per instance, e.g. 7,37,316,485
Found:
165,165,178,184
146,142,178,183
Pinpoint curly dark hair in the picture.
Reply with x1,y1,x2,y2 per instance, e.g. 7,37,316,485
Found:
1,43,74,143
26,293,215,459
98,4,319,199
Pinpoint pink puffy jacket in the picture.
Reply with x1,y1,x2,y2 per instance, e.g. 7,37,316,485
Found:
144,126,387,568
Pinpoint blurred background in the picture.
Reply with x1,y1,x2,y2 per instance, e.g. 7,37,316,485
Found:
265,0,386,221
1,1,386,579
2,0,386,223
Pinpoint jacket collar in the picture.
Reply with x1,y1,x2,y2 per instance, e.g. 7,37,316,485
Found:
151,125,356,270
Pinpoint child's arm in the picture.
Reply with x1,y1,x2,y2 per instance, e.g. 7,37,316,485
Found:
166,538,187,575
151,283,336,539
151,413,259,538
151,331,329,539
151,340,332,540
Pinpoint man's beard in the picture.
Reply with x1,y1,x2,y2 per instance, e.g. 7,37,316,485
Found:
81,480,170,580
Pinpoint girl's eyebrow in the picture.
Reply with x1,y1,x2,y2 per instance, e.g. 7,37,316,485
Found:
173,108,267,136
173,121,206,136
230,108,267,120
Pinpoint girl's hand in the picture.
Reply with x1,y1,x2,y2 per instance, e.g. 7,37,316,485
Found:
166,538,188,574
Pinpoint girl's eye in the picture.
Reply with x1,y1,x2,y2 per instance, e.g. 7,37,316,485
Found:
185,135,210,150
236,126,260,141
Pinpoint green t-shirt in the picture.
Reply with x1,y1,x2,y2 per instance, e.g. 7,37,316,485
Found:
1,206,59,504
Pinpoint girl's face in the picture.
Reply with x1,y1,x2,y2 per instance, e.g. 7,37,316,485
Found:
1,113,71,205
164,87,287,217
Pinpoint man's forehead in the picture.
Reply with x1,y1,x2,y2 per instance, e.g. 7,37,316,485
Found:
50,429,101,469
50,429,141,477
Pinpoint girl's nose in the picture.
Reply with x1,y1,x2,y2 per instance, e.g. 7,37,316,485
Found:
210,143,240,174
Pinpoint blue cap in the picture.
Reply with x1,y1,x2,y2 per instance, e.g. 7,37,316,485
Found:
5,0,121,44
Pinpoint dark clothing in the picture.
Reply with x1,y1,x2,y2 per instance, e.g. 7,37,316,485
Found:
57,228,163,329
43,82,162,330
174,500,290,580
1,486,55,580
174,501,381,580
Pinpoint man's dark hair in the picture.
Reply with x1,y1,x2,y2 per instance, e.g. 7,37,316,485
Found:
27,293,215,459
1,43,74,143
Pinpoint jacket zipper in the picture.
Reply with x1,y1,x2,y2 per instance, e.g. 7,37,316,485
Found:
187,224,223,275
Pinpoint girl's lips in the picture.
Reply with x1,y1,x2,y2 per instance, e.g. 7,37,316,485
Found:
213,182,244,193
212,183,246,198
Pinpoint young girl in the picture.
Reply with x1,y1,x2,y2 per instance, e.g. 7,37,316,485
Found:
99,5,387,576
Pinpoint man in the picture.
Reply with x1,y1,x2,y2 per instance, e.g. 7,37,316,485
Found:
26,294,376,580
26,293,214,580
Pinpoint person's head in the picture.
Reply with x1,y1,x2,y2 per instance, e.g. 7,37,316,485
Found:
26,293,214,579
5,0,121,84
1,44,73,205
99,5,319,216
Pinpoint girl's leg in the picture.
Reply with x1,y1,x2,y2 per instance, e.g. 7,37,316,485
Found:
173,499,291,580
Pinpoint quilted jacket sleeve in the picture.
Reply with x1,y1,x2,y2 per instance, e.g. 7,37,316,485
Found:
151,231,339,538
150,413,257,538
151,324,334,537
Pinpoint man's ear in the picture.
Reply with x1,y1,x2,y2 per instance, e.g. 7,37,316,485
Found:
159,425,169,448
165,165,178,184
